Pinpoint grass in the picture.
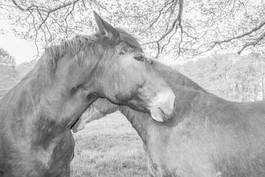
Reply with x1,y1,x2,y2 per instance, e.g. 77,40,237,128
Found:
71,112,149,177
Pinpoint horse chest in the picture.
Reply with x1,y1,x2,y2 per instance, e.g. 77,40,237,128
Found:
32,127,74,170
44,131,74,174
1,128,74,177
146,126,219,177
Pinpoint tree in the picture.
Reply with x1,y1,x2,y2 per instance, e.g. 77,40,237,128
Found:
0,48,16,66
1,0,265,58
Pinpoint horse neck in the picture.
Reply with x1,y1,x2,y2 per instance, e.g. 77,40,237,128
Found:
152,61,207,93
119,106,151,144
2,55,93,129
0,60,53,137
37,60,95,128
0,60,47,112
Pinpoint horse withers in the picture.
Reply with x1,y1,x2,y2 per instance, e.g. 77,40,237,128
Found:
0,13,175,177
75,60,265,177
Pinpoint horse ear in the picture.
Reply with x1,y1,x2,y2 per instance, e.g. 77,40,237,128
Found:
93,11,120,42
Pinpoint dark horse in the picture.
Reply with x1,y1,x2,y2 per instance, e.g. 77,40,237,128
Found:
0,13,175,177
75,60,265,177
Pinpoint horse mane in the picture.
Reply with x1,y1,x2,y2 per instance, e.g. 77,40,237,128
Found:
43,34,98,71
42,29,141,73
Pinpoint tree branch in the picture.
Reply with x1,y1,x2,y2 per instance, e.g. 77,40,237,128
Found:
213,21,265,45
146,0,173,30
205,20,265,54
11,0,83,30
238,32,265,54
143,0,184,57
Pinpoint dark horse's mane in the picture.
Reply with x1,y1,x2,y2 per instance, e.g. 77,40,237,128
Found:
42,28,141,73
43,34,98,73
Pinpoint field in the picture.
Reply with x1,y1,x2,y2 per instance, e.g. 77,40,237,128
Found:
71,112,149,177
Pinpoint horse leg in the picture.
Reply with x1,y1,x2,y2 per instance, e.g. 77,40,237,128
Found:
55,164,70,177
144,145,159,177
49,131,74,177
0,170,4,177
144,146,173,177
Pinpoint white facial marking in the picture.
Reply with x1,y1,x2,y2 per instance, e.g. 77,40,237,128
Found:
150,108,164,122
149,88,175,121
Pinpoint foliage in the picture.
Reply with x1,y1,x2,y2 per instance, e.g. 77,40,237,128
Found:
1,0,265,58
0,48,33,98
177,53,265,101
0,48,16,66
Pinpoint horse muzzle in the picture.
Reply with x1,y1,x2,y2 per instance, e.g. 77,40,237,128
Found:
148,88,175,122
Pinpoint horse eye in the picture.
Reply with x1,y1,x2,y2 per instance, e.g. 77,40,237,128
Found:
134,55,145,62
119,51,125,55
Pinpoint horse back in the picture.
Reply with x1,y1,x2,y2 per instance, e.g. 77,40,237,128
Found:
192,95,265,177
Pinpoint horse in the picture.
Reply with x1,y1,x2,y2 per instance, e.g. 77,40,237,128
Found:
0,12,175,177
75,60,265,177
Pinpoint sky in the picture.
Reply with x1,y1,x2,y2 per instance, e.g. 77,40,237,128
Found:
0,18,37,65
